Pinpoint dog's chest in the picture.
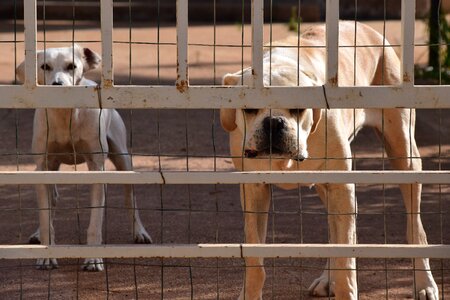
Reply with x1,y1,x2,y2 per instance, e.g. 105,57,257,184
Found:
45,110,88,147
48,129,81,147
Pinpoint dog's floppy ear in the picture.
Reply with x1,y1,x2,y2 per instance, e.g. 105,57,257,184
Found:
220,73,242,132
15,61,25,83
220,109,237,132
83,47,101,71
311,109,322,134
16,50,43,84
223,73,241,86
75,44,101,71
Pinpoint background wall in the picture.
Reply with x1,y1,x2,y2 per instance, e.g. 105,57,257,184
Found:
0,0,437,23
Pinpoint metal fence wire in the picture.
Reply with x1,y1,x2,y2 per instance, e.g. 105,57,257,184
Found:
0,0,449,299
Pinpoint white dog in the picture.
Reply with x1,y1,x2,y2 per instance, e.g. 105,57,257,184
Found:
220,22,438,299
16,45,152,271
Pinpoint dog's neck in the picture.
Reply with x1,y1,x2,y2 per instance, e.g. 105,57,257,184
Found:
43,75,89,120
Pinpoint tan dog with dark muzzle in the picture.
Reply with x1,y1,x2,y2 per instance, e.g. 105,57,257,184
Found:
16,45,152,271
221,22,438,299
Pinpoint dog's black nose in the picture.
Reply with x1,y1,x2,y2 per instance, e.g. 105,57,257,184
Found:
244,149,258,158
263,116,286,136
293,156,305,162
52,81,63,85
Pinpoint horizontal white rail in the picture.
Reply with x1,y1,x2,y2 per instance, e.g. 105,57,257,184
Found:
2,85,450,109
1,244,449,259
0,171,448,185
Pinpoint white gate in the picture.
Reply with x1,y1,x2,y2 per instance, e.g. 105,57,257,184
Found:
0,0,449,286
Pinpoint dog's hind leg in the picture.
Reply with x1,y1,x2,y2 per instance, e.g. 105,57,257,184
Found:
238,183,271,300
109,152,152,244
107,110,152,244
379,109,438,299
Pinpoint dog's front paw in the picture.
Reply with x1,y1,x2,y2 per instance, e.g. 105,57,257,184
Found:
308,272,335,297
134,228,152,244
29,229,41,244
416,269,439,299
36,258,58,270
82,258,104,271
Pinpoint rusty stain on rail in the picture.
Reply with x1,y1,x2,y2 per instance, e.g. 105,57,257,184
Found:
403,72,411,83
176,80,189,93
102,79,114,88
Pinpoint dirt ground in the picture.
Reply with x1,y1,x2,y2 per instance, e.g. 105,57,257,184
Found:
0,19,449,299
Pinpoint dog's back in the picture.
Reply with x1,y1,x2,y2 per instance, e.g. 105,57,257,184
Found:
265,21,401,87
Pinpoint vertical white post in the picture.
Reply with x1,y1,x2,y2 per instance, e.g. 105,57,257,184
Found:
24,0,37,87
176,0,189,90
251,0,264,88
101,0,114,87
325,0,339,86
401,0,415,86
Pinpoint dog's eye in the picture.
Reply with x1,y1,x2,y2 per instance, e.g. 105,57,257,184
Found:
289,109,305,115
243,109,258,114
66,63,77,71
40,63,52,71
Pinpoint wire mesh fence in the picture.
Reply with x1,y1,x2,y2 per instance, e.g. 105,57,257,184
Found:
0,0,449,299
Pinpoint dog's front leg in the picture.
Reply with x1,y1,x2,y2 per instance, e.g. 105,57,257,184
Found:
83,156,106,271
35,183,58,269
30,185,58,244
309,183,358,299
238,183,270,300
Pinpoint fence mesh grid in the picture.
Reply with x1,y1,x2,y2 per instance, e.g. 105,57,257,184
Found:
0,0,448,299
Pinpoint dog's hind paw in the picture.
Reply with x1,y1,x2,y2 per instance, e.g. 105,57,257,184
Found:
416,269,439,300
417,287,439,300
308,274,335,297
134,229,152,244
36,258,58,270
82,258,104,272
29,230,41,244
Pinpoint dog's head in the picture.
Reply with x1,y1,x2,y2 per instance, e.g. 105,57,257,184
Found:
220,66,322,162
16,44,101,85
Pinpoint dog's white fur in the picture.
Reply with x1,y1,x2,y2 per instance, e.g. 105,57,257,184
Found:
221,22,438,299
17,45,152,271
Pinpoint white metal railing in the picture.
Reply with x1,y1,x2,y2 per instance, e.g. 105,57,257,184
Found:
0,170,449,185
2,0,450,110
2,244,450,260
0,0,449,261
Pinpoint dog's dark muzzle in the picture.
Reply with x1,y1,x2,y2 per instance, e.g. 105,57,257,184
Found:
261,116,290,154
244,116,305,161
263,116,286,142
244,149,305,161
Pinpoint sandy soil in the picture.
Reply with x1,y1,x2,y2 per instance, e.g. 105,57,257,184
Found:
0,20,449,299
